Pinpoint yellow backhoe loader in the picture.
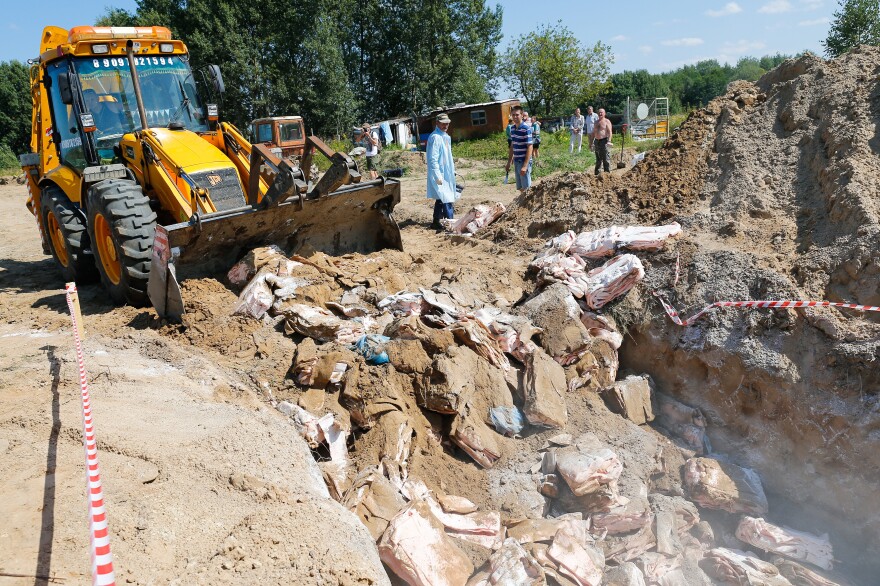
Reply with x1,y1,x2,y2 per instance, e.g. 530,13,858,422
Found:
20,26,401,319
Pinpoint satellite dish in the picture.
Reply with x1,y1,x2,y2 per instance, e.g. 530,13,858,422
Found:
636,103,650,120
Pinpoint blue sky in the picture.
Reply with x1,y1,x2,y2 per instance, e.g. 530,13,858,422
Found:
2,0,836,73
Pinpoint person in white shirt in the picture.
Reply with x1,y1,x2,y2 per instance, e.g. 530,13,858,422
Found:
569,107,585,153
583,106,599,150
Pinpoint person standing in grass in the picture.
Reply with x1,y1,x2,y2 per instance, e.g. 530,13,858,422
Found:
591,108,613,175
569,107,585,153
426,113,458,230
583,106,599,151
505,114,514,149
505,106,534,192
531,116,541,164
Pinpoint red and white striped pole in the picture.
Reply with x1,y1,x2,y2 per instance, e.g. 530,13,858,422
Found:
653,291,880,327
65,283,115,586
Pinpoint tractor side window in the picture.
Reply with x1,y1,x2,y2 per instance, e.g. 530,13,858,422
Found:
256,124,273,143
46,61,87,170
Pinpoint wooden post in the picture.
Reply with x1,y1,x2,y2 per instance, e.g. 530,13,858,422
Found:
65,282,85,341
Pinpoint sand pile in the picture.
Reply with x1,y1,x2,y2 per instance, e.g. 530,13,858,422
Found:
104,49,880,584
491,48,880,581
142,219,845,585
498,104,718,241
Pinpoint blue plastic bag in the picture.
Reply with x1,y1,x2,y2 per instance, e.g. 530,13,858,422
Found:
352,334,390,365
489,406,524,437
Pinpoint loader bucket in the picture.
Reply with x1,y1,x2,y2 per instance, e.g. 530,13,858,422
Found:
147,177,402,319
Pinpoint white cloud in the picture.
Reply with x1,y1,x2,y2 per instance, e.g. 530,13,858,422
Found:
801,0,823,9
661,56,706,69
720,39,767,55
652,19,683,27
611,35,628,41
661,41,767,69
661,37,705,47
798,17,830,26
705,2,742,17
639,45,654,54
758,0,793,14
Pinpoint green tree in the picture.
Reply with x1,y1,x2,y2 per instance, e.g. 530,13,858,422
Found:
664,60,732,109
96,8,138,27
100,0,503,133
600,69,672,114
823,0,880,57
296,11,359,137
500,22,612,117
730,57,765,81
0,61,32,156
347,0,502,118
758,53,791,71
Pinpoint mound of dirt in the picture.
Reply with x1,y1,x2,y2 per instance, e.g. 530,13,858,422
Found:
498,104,719,241
94,50,880,583
495,47,880,581
10,49,880,586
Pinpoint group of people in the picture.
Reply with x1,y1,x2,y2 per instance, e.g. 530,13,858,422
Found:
422,102,613,231
568,105,614,175
426,105,537,231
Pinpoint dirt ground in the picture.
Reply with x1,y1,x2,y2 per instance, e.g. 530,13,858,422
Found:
0,156,540,583
4,49,880,585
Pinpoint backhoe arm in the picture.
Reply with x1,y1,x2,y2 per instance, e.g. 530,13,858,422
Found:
301,135,362,199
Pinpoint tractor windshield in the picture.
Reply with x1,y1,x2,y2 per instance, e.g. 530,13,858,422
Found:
74,54,208,143
279,121,303,143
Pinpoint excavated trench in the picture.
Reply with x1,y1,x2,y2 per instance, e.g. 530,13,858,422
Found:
494,47,880,583
618,321,880,582
113,49,880,583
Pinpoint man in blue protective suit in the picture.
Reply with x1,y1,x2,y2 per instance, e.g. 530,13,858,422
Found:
426,113,458,231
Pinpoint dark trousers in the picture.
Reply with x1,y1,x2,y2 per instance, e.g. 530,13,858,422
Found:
433,200,454,225
595,138,610,174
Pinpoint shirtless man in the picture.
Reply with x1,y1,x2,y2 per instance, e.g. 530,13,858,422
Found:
590,108,613,175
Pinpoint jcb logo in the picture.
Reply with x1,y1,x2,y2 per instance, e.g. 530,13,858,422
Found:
207,174,222,186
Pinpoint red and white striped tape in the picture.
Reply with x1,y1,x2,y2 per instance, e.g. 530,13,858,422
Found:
64,284,115,586
653,291,880,326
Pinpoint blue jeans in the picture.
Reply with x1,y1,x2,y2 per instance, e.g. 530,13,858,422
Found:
514,159,532,190
433,200,454,225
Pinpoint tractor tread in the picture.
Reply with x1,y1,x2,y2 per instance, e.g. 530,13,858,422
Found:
41,184,98,283
87,179,157,306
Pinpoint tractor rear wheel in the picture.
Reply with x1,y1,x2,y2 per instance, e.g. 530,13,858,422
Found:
40,184,98,283
86,179,157,305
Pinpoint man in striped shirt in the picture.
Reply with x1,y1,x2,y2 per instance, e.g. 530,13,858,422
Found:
505,105,534,192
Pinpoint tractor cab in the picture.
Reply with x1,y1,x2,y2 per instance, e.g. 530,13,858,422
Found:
252,116,306,159
23,25,401,317
39,27,212,173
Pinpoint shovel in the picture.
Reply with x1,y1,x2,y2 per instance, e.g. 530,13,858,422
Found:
616,125,627,169
503,170,509,184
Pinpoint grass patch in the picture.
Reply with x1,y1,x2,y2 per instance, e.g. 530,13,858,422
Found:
451,129,600,178
451,132,508,161
0,144,20,175
631,138,665,153
532,130,596,178
390,111,693,181
473,167,506,185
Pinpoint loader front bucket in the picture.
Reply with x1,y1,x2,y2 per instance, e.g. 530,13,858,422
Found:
147,177,402,319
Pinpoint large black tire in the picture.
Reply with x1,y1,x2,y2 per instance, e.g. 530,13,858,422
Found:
86,179,157,305
40,184,99,283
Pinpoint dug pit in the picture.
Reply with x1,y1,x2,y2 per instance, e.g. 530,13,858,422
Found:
148,49,880,584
